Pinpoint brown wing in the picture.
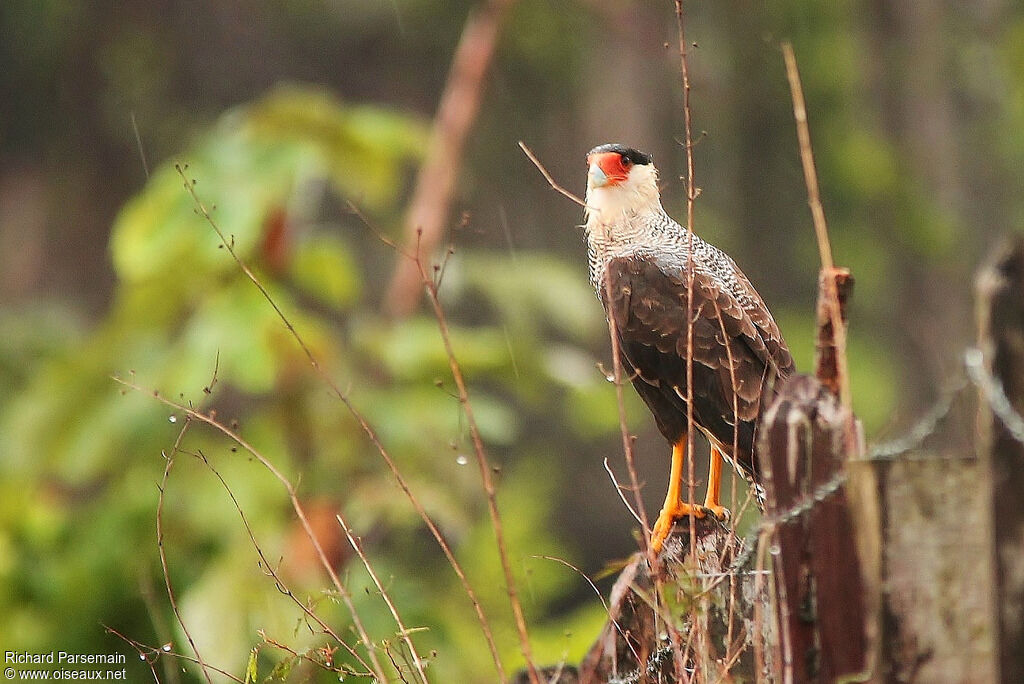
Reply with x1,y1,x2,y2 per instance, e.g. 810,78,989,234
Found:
602,255,794,476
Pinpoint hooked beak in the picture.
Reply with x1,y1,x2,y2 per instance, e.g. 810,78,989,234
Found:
588,161,609,189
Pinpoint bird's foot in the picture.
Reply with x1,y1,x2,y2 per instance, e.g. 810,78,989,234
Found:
702,502,731,522
650,502,707,554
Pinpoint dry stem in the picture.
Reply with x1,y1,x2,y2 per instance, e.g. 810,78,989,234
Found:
104,624,245,683
518,141,588,208
337,512,429,683
156,418,214,684
190,446,374,677
175,167,506,679
603,274,653,554
415,246,540,684
781,44,852,416
116,376,386,680
676,0,703,678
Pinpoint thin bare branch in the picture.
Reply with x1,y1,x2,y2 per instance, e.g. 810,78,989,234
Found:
602,457,646,528
157,418,214,684
782,44,834,273
781,44,853,417
533,555,643,665
346,210,510,682
518,141,588,208
116,375,387,681
104,625,245,683
136,571,182,684
416,251,540,684
337,512,429,684
175,167,505,680
602,273,653,556
675,0,702,677
187,446,375,676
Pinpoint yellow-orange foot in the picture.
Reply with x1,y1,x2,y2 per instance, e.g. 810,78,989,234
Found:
702,502,731,522
651,503,706,553
650,503,731,553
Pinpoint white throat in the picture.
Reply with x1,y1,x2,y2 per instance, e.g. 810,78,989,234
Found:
584,163,663,237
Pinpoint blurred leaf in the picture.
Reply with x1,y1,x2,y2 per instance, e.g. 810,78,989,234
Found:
244,648,258,684
289,235,362,310
352,316,513,380
459,252,605,343
243,85,428,209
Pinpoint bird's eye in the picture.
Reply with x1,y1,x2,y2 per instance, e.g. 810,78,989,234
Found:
621,156,632,167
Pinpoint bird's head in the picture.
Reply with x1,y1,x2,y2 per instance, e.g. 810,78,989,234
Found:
585,144,661,224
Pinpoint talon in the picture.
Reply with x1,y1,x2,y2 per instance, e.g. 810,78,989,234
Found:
650,502,707,553
702,504,730,521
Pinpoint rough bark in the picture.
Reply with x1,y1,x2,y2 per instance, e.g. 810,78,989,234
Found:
758,375,867,683
977,236,1024,683
577,517,771,683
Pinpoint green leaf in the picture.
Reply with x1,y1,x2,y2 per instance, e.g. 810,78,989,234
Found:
263,655,296,683
243,84,427,209
290,235,362,309
244,648,258,684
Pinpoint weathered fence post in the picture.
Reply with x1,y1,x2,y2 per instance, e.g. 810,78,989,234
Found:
976,236,1024,683
757,269,869,683
577,516,768,683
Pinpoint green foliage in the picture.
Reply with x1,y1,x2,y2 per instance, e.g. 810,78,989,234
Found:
5,0,1006,678
0,83,626,681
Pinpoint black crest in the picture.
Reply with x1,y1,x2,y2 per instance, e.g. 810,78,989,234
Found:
587,143,652,166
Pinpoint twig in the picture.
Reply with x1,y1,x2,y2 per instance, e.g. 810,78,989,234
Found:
347,206,510,681
603,274,653,554
386,0,518,317
781,44,853,417
104,625,245,683
782,45,833,273
518,141,588,208
130,112,149,179
675,0,702,678
337,512,429,684
258,632,366,680
136,567,182,684
416,248,540,684
156,418,214,684
532,555,642,665
710,288,743,660
176,167,505,680
185,445,375,676
116,375,387,682
602,457,646,528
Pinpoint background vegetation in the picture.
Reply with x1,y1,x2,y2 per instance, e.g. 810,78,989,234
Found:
1,1,1022,680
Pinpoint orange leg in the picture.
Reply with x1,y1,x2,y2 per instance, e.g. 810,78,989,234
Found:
650,441,732,554
650,440,706,553
703,446,731,520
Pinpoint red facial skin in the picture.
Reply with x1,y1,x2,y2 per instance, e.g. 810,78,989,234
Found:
587,152,632,186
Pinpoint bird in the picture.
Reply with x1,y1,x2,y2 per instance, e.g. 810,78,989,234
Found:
583,143,795,553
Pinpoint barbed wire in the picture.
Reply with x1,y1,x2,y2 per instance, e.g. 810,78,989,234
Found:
965,347,1024,445
862,374,967,461
724,346,1024,573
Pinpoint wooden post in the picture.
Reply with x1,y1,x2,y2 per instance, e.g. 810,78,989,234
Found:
758,376,866,683
576,517,770,683
977,236,1024,683
813,267,853,396
756,267,868,682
